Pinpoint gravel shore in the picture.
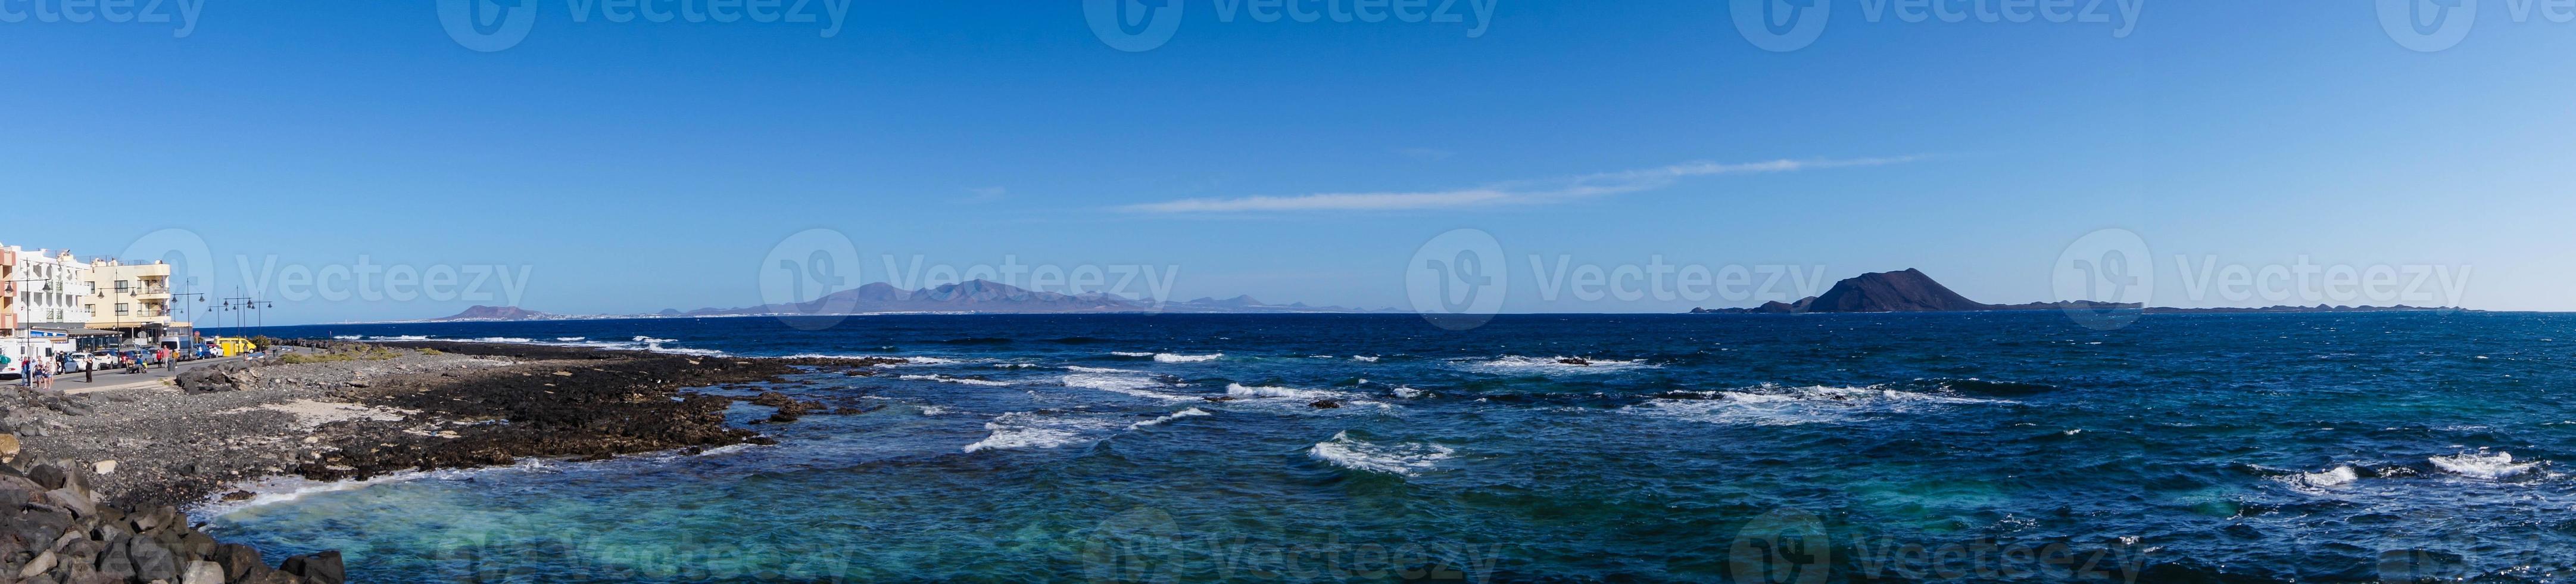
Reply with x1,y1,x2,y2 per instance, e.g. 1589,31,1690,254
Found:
0,340,902,583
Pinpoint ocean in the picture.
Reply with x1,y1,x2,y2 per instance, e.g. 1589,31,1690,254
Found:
204,312,2574,582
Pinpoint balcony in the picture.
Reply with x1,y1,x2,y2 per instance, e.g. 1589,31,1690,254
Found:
133,285,172,299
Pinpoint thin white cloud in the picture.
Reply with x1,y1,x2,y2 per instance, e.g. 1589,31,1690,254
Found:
1121,155,1925,213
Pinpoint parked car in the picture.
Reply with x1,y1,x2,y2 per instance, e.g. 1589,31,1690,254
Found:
59,353,117,372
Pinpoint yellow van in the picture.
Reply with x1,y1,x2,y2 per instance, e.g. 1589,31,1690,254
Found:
210,337,258,357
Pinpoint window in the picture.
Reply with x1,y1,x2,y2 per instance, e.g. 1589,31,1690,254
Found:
116,280,130,292
116,303,129,316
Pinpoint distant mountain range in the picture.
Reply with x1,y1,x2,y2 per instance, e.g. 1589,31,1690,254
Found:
430,306,560,321
422,280,1382,322
1690,269,2458,315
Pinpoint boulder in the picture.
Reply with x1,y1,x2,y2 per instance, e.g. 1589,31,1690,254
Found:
123,535,180,582
89,461,116,476
25,464,66,490
179,560,226,584
0,433,18,463
42,489,94,519
211,543,265,582
282,550,345,584
18,549,56,579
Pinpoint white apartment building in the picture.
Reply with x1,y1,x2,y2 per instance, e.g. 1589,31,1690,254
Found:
10,247,95,327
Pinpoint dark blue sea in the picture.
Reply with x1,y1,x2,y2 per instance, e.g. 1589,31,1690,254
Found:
202,312,2575,582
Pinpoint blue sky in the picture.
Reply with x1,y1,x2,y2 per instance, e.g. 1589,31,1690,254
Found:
5,1,2571,324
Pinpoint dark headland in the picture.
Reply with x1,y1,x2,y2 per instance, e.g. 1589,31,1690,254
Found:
1690,269,2460,315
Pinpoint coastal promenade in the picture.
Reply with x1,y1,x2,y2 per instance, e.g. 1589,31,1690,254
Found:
42,355,257,396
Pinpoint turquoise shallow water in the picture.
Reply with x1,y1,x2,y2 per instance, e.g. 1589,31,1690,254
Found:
219,312,2576,582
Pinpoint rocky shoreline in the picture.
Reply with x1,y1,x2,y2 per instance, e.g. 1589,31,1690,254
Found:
0,340,902,583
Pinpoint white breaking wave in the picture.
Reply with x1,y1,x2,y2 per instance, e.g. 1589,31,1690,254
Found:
330,335,361,340
1459,355,1657,374
1391,387,1427,399
1110,352,1157,358
1352,356,1381,363
1624,385,2012,426
2274,466,2363,492
1130,408,1213,429
2430,451,2541,480
1226,383,1346,400
1065,366,1135,374
893,356,971,366
1308,431,1454,476
459,331,726,355
1064,374,1198,402
1154,353,1224,363
473,337,534,343
899,374,1015,387
193,458,557,519
963,412,1124,453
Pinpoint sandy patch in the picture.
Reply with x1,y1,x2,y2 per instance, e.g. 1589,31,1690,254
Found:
223,400,421,430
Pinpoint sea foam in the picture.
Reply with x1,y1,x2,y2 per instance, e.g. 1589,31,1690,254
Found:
2430,451,2540,480
1625,385,2011,426
1308,431,1453,476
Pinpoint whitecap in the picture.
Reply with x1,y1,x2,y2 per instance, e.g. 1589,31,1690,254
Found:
1391,387,1427,399
1308,431,1453,476
2430,451,2540,480
962,412,1121,453
1154,353,1224,363
330,335,361,340
1225,383,1345,400
1064,374,1199,402
554,337,588,342
1459,355,1657,374
1352,356,1381,363
2274,465,2362,492
1623,385,2011,426
1130,408,1213,429
898,374,1015,387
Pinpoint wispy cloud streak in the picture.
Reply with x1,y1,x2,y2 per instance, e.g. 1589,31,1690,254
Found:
1121,155,1926,213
